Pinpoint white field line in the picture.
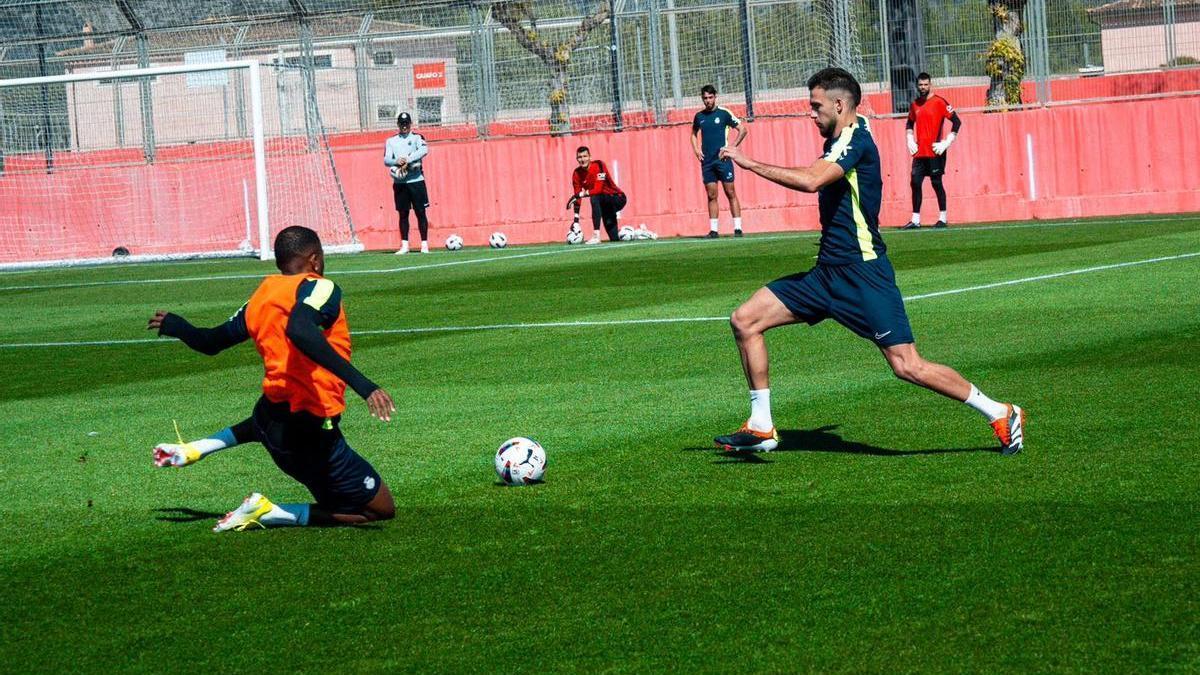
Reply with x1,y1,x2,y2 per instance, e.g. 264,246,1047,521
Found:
0,214,1193,292
0,250,1195,350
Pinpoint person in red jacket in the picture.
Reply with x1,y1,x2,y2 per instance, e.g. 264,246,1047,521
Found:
902,73,962,229
568,146,627,243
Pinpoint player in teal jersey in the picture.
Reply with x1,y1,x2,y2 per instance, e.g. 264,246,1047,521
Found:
714,68,1025,455
691,85,748,238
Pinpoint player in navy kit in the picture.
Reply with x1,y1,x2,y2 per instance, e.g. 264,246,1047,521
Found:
691,85,748,238
713,68,1025,456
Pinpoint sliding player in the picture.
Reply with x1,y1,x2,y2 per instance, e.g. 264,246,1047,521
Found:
148,226,397,532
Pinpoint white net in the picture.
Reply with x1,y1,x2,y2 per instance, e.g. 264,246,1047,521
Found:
0,61,356,268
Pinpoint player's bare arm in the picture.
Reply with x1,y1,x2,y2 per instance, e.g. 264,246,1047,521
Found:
691,129,704,161
719,146,844,193
732,123,749,147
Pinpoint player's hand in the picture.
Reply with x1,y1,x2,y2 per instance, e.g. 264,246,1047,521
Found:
906,136,918,155
565,195,578,210
397,157,408,168
719,145,752,168
366,388,395,422
694,148,704,162
147,310,169,332
932,133,955,156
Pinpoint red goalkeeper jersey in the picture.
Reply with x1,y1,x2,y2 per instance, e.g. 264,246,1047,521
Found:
571,160,624,197
907,95,955,159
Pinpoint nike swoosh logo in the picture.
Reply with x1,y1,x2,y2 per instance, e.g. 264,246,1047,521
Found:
874,331,892,340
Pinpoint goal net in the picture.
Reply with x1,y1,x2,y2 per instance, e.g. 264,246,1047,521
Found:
0,60,359,269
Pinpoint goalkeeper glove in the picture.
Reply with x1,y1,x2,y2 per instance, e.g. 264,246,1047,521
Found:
906,133,918,156
932,133,956,155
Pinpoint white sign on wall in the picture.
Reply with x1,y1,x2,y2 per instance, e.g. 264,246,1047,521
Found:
184,50,229,88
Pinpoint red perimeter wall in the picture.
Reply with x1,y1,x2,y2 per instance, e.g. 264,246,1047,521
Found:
346,95,1200,249
4,95,1199,259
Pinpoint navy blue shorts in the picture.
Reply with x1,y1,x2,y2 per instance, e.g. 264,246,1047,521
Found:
701,158,735,184
250,397,382,513
766,256,915,348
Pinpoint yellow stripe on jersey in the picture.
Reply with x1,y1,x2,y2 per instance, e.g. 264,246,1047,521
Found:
823,122,855,162
844,168,878,262
303,278,335,311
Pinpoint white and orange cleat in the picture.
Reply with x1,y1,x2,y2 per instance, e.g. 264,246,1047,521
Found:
714,422,780,453
990,404,1026,455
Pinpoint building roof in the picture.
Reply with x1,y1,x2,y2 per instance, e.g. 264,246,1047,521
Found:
1089,0,1200,15
55,16,428,59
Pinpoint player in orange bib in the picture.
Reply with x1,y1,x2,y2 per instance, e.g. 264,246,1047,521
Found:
147,226,397,532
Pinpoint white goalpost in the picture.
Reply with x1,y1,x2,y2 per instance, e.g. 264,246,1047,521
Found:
0,59,361,269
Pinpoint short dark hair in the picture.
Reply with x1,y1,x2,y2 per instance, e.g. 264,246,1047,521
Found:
917,72,932,82
700,84,717,96
806,67,861,107
576,146,590,154
274,226,322,270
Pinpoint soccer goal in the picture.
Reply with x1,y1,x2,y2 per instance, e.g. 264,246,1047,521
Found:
0,60,360,269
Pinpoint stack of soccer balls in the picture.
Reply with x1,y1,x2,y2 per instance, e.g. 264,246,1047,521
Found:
445,234,464,251
619,224,658,241
495,437,546,486
489,232,508,249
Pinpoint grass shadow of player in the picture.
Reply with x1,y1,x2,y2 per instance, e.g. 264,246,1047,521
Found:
776,425,998,456
154,507,225,523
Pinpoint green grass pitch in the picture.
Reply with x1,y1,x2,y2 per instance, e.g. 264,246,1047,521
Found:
1,215,1198,672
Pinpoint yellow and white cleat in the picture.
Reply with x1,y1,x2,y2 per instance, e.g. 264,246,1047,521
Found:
213,493,276,533
153,443,202,468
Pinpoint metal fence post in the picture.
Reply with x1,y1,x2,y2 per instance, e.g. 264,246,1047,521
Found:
665,0,682,107
1164,0,1178,67
137,33,155,163
740,0,755,120
609,5,624,132
1024,0,1051,104
354,13,373,131
647,0,666,125
298,18,318,150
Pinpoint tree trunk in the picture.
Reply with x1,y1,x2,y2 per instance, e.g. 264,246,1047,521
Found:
549,63,570,135
985,0,1027,109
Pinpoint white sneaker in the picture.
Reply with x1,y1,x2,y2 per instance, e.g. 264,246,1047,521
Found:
395,242,409,255
585,235,601,245
213,493,276,533
420,241,429,254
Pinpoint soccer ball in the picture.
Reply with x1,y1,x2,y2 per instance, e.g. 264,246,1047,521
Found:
445,234,463,251
566,229,584,245
495,437,546,486
618,225,635,241
489,232,508,249
389,165,407,180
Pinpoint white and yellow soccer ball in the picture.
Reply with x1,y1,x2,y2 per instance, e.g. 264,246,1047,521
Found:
489,232,508,249
495,437,546,486
618,225,635,241
566,229,584,245
445,234,464,250
389,165,408,180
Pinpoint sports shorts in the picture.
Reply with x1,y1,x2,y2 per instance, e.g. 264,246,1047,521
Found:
766,256,914,348
701,158,735,184
393,180,430,211
911,155,947,179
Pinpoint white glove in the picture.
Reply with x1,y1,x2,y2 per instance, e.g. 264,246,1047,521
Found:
932,133,956,156
906,134,918,156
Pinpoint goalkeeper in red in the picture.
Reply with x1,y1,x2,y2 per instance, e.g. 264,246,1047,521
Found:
148,226,397,532
714,68,1024,455
568,146,626,243
901,72,961,229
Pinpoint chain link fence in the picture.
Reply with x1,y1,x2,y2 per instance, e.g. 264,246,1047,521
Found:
2,0,1199,157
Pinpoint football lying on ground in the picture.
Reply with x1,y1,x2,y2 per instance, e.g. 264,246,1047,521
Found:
495,437,546,485
489,232,508,249
567,230,584,244
445,234,463,250
618,226,635,241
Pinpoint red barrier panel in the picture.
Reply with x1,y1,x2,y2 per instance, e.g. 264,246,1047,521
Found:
4,96,1199,262
346,96,1200,250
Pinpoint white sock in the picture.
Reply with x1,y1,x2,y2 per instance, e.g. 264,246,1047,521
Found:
420,241,429,253
911,213,921,225
964,384,1008,422
709,218,719,232
939,210,948,222
748,388,773,432
733,217,743,231
260,503,309,527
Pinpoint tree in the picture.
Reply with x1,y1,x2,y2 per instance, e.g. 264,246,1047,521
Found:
984,0,1026,109
492,0,612,135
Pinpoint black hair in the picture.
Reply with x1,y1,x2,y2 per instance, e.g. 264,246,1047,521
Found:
806,67,862,107
274,226,322,270
700,84,717,96
576,146,590,154
917,72,932,81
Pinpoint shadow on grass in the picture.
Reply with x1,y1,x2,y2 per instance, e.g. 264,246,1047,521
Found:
154,507,224,522
686,424,998,464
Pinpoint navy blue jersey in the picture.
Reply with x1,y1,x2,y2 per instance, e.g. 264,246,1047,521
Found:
816,115,886,265
692,107,741,162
